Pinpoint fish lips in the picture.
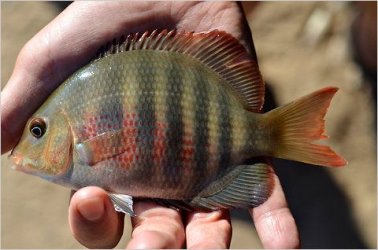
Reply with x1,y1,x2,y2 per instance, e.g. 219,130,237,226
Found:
9,150,39,176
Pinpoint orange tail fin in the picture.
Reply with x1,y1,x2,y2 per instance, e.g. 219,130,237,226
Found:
264,87,346,167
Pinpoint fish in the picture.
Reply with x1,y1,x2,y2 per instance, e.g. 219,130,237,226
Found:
10,29,346,216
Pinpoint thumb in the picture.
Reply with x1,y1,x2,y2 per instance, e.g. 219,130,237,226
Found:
69,186,124,248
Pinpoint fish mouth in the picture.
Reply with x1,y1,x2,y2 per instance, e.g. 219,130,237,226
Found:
9,151,37,175
9,150,23,170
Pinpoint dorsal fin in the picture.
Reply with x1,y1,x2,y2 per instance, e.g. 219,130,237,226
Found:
95,29,265,112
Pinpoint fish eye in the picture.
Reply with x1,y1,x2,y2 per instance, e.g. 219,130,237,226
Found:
29,118,46,139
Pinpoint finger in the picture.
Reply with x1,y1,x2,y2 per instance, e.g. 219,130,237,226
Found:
69,186,124,248
250,172,300,249
127,201,185,249
185,210,232,249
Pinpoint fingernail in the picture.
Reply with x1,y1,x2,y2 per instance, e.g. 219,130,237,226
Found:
192,210,222,220
77,196,105,222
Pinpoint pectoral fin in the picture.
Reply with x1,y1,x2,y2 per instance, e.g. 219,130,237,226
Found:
75,129,130,165
190,163,274,210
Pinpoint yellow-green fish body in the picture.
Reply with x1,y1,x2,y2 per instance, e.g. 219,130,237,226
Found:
11,30,345,213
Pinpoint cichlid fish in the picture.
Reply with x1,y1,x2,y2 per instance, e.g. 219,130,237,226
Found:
10,30,346,215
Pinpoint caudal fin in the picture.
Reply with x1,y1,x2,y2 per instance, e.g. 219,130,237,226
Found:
265,87,346,167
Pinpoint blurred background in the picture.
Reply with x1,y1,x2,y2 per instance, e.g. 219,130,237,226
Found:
1,1,376,248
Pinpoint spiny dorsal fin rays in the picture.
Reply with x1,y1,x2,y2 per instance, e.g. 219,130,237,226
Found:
95,29,265,112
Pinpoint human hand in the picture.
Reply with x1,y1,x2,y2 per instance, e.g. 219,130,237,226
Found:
2,1,299,248
69,173,299,248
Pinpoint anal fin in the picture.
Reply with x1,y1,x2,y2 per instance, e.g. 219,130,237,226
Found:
190,163,274,210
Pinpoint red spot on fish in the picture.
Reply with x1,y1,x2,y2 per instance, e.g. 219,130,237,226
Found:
181,134,195,165
111,112,139,168
152,121,168,165
79,113,100,138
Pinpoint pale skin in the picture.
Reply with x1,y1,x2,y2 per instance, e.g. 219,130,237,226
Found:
1,2,300,248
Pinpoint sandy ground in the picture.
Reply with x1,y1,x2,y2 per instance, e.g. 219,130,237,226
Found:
1,2,376,249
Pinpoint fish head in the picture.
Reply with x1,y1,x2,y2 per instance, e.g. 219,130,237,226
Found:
10,111,73,178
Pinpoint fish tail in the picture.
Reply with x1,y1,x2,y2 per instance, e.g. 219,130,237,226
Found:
263,87,346,167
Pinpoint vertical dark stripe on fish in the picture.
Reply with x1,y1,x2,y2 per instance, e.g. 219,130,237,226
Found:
135,56,156,177
96,70,124,153
193,66,209,177
217,91,232,175
164,62,183,185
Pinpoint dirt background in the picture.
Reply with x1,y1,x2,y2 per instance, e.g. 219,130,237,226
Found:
1,2,376,249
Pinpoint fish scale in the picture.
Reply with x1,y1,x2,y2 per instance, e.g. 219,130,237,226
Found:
11,30,345,214
135,52,156,181
164,61,184,186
